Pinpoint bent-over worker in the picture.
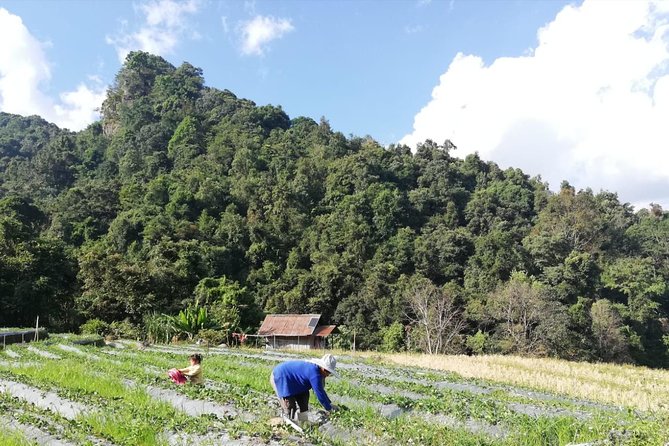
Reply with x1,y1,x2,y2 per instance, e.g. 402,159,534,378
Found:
270,354,338,425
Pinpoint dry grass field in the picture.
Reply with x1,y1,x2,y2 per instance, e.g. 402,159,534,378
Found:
373,352,669,413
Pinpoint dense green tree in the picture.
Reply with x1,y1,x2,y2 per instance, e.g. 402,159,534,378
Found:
194,276,261,335
0,51,667,366
0,197,77,328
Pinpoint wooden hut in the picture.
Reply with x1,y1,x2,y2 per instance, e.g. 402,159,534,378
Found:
257,314,336,350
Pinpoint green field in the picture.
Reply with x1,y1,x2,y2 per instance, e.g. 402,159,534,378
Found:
1,337,667,446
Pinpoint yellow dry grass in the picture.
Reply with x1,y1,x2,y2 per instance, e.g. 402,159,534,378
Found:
357,352,669,412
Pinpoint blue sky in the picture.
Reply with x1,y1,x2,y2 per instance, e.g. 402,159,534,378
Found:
0,0,570,142
1,0,669,208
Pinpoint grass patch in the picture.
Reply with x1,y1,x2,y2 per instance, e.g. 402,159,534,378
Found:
376,352,669,412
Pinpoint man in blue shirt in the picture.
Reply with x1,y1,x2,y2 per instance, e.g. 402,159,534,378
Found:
270,354,338,425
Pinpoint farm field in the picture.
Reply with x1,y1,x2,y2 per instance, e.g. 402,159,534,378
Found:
0,336,668,446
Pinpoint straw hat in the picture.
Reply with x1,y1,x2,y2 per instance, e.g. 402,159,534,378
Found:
309,354,338,377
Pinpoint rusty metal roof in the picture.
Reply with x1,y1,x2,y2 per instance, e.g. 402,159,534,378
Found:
312,325,337,337
258,314,322,336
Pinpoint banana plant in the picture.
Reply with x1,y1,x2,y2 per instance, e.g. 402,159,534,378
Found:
171,303,214,341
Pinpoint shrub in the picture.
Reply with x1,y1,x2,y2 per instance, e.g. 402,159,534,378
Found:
110,319,140,340
381,322,405,352
80,319,110,337
197,328,227,346
329,325,354,350
466,330,489,355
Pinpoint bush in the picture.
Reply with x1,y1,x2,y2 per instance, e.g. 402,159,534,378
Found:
110,319,140,340
466,330,489,354
80,319,110,337
197,328,227,346
329,325,354,350
381,322,405,352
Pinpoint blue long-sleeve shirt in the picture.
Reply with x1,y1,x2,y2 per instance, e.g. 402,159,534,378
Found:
272,360,332,411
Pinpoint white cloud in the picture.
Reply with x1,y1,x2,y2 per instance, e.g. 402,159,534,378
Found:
107,0,201,62
54,80,107,131
239,15,294,56
405,25,424,35
0,8,105,131
401,0,669,208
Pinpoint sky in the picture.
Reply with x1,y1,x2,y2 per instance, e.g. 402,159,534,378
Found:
1,0,669,210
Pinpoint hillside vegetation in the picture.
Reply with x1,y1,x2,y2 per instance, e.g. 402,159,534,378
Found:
0,51,668,367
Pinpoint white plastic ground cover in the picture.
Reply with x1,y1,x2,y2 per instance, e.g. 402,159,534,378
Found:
0,379,87,420
166,431,286,446
124,380,255,422
508,402,591,420
349,376,591,423
0,360,38,368
318,421,392,446
4,349,20,358
0,419,75,446
417,412,508,439
112,343,610,424
329,393,509,439
356,368,493,396
342,362,494,395
332,394,405,420
364,382,426,401
145,344,289,363
56,344,102,361
26,346,61,359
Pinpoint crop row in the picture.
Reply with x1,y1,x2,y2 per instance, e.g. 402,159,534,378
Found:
2,340,669,446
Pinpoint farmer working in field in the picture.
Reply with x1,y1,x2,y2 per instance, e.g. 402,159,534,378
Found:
270,354,338,425
168,353,203,385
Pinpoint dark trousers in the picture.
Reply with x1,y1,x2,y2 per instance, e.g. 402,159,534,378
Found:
282,391,310,418
270,372,310,419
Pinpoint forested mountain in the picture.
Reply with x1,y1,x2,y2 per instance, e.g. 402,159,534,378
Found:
1,52,667,367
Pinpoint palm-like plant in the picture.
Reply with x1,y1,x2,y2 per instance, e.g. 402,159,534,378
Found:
171,304,214,341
